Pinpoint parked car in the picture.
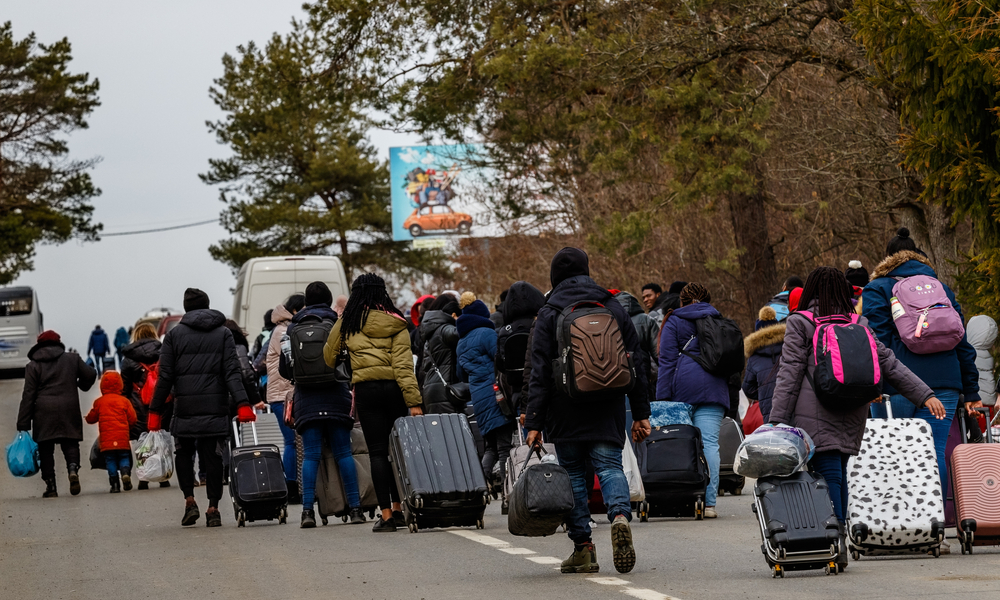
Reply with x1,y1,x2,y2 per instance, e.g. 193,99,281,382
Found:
403,205,473,237
157,314,183,339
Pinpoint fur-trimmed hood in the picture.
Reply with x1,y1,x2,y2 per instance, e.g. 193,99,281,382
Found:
870,250,933,280
743,324,786,358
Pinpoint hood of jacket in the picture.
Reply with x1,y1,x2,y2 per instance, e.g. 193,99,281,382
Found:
179,308,227,331
502,281,545,325
546,275,612,310
871,250,936,280
967,314,998,351
410,294,434,326
27,340,66,361
271,304,294,325
91,326,105,336
100,371,124,395
743,324,786,358
362,310,408,339
652,291,680,313
671,301,720,321
614,291,645,318
419,310,455,340
292,304,338,325
122,338,161,363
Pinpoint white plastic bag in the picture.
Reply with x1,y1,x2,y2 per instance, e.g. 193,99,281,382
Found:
134,430,174,482
734,424,814,479
622,440,645,502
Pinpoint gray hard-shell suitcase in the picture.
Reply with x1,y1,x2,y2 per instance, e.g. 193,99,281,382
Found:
315,425,379,525
718,416,746,496
389,414,490,532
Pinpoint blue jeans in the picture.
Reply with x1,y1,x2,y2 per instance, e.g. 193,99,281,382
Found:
872,389,959,494
554,441,631,545
270,402,298,482
691,403,725,507
810,450,850,523
300,422,360,511
103,449,131,478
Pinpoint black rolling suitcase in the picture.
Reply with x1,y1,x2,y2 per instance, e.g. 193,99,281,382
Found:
230,418,288,527
389,414,490,533
635,424,709,521
718,417,746,496
753,471,841,578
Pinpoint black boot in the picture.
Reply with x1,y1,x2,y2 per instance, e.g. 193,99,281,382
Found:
138,480,149,490
301,509,316,528
287,480,301,505
67,463,81,496
42,478,58,498
120,469,133,491
109,475,121,493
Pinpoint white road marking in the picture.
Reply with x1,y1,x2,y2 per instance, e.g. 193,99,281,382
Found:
499,547,537,555
526,556,563,565
622,588,682,600
449,531,510,547
588,576,629,585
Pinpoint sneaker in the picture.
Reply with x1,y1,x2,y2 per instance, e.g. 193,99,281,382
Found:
301,509,317,529
372,516,397,533
67,464,81,496
561,542,600,574
138,481,149,490
181,497,200,526
392,510,407,528
611,515,636,574
121,471,132,492
349,508,367,525
704,506,718,519
205,508,222,528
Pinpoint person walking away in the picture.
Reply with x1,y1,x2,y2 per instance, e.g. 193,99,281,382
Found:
408,295,435,356
496,282,545,420
17,330,97,497
862,228,982,517
88,325,111,374
766,276,804,322
614,290,659,409
223,319,263,481
113,327,129,369
845,260,869,313
264,295,306,503
323,273,423,533
146,288,254,527
251,309,275,363
769,266,945,569
457,300,514,484
656,283,731,519
525,247,651,574
490,289,508,329
281,282,365,528
967,315,998,412
417,294,462,413
85,371,138,493
119,323,169,489
742,307,785,423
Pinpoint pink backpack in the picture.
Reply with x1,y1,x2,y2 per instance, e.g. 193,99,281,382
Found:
799,311,883,411
890,275,965,354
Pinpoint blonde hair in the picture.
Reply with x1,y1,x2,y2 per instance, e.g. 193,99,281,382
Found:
131,323,158,343
459,291,477,309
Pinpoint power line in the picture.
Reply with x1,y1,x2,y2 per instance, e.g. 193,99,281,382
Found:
101,219,218,237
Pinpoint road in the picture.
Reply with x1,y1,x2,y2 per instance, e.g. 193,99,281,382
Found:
1,376,998,600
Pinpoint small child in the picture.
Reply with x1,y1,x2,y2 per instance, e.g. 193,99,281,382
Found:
85,371,138,493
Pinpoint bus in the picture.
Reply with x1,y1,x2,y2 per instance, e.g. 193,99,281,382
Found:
231,256,348,332
0,286,43,370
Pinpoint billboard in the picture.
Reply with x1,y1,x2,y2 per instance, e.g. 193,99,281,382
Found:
390,145,497,244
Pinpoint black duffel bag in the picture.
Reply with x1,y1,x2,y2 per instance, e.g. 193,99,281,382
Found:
507,445,574,537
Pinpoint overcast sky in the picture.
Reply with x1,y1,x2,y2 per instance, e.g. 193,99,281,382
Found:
7,1,418,352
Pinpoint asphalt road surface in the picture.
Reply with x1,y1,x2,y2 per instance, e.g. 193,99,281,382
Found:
1,376,998,600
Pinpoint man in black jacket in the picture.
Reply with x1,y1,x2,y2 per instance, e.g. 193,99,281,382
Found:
525,248,651,575
148,288,253,527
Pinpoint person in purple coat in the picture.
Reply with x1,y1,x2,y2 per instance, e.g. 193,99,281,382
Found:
656,282,730,518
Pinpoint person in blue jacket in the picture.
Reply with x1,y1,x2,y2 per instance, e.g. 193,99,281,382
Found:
87,325,111,373
863,227,983,503
656,282,730,519
457,299,514,485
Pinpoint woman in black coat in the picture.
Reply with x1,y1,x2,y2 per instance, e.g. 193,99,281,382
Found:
16,330,97,497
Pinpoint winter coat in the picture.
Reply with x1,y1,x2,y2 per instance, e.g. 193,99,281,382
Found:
614,291,659,400
120,338,162,439
282,305,354,431
417,310,459,385
88,327,110,356
85,373,137,452
148,309,250,438
113,327,129,353
524,275,650,446
768,291,792,322
967,315,998,406
648,292,680,328
17,341,97,443
656,302,730,409
265,304,295,405
862,251,980,401
457,314,509,435
768,303,935,454
742,324,786,422
323,310,422,407
497,281,546,415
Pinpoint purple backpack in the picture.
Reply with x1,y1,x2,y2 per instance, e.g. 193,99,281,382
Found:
799,311,883,412
890,275,965,354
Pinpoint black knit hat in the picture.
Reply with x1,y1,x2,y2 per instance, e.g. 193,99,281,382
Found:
550,247,590,288
305,281,333,307
845,260,869,288
183,288,210,311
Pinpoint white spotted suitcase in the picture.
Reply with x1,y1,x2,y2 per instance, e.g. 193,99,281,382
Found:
847,401,945,558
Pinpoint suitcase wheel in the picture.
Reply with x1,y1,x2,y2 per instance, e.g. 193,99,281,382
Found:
694,499,704,521
408,522,419,534
733,486,742,496
824,562,837,576
771,565,783,579
638,501,649,523
931,546,941,558
321,516,329,526
501,500,509,516
476,518,485,530
342,515,349,523
369,510,376,519
850,549,860,561
237,510,246,528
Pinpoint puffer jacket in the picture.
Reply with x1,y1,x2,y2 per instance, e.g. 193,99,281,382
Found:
17,341,97,442
967,315,998,406
769,301,935,454
148,309,249,438
85,372,137,452
417,310,459,386
120,338,162,439
656,302,729,409
265,304,295,405
497,281,545,415
615,290,659,400
285,305,353,431
741,324,785,422
457,314,508,436
323,310,422,407
862,251,980,401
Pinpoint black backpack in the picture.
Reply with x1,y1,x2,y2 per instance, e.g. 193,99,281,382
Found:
682,315,744,378
289,315,338,385
552,301,635,400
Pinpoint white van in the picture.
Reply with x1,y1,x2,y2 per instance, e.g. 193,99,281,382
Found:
232,256,348,332
0,286,43,370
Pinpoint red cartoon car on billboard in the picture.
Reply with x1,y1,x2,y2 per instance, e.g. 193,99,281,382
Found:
403,205,473,237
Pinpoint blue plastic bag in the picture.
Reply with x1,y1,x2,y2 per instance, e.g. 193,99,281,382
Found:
649,401,693,427
6,431,40,478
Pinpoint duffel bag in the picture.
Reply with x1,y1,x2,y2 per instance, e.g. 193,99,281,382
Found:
508,446,574,537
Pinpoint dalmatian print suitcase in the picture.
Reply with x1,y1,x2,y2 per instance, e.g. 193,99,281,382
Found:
847,404,945,558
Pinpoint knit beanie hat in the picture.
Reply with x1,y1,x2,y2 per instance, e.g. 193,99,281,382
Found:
845,260,870,288
788,287,803,312
37,330,61,343
463,299,491,320
755,306,778,331
679,282,711,305
550,247,590,288
459,291,477,309
183,288,210,312
305,281,333,307
668,281,688,295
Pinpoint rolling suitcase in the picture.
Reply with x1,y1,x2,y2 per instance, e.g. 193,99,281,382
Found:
847,401,944,557
635,424,709,521
389,414,490,532
753,471,841,578
718,416,745,496
230,418,289,526
952,406,1000,554
315,425,379,525
502,424,557,515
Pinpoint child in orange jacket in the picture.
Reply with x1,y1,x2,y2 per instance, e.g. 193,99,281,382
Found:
86,371,138,493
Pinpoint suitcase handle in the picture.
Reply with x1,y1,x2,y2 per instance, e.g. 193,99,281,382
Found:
232,417,259,448
960,406,994,444
871,395,893,420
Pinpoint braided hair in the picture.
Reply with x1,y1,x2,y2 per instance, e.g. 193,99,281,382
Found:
339,272,403,339
797,266,856,318
679,282,711,306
